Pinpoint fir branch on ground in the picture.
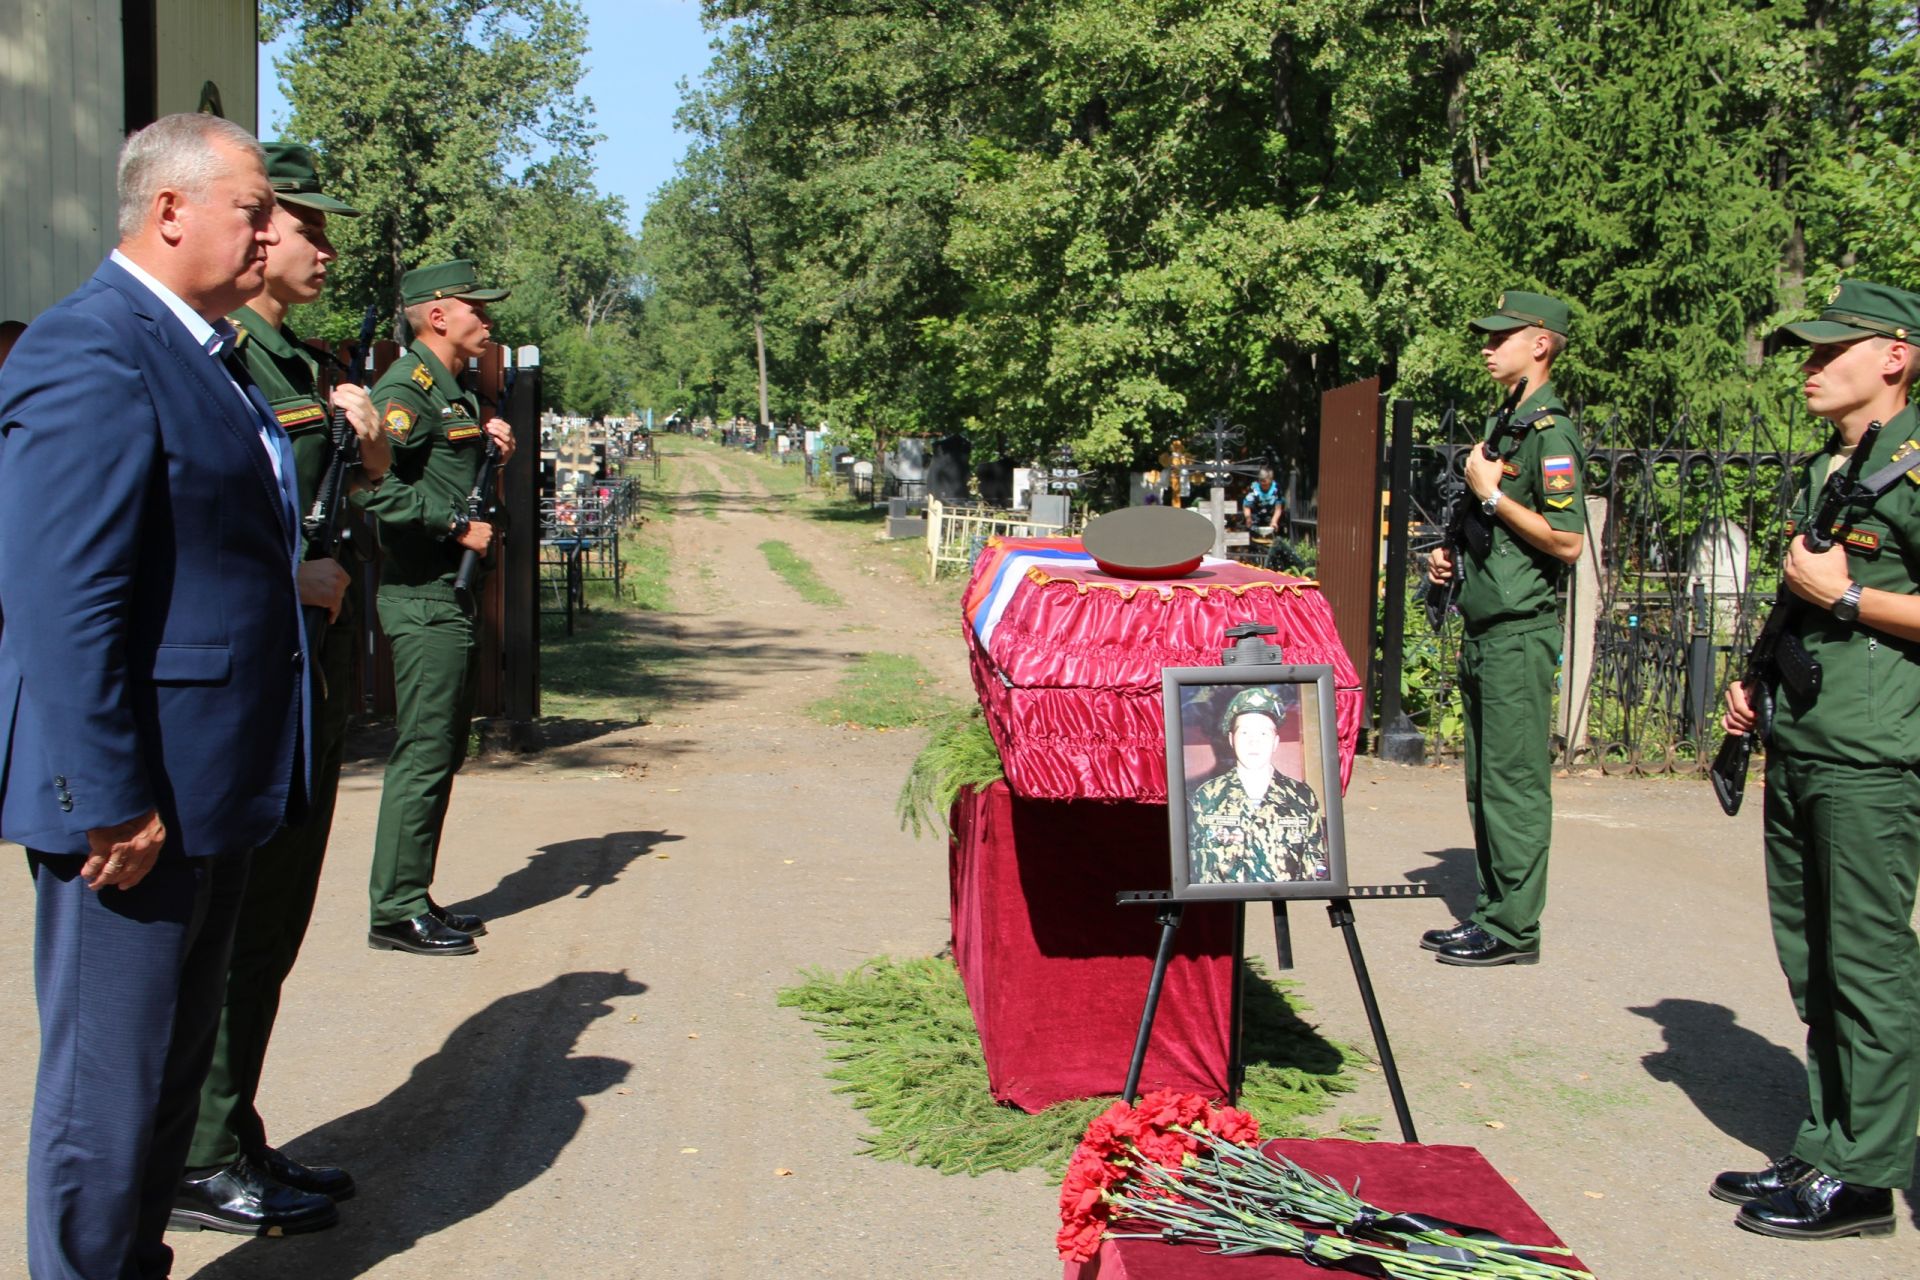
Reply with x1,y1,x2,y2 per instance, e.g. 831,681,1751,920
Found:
759,539,844,607
778,955,1360,1177
896,707,1005,838
806,652,955,729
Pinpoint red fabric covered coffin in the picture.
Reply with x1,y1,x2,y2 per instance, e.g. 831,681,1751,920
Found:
1064,1140,1588,1280
950,782,1236,1111
963,537,1362,803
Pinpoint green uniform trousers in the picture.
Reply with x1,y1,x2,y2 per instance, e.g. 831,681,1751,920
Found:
187,613,356,1168
369,594,478,926
1459,619,1558,950
1763,751,1920,1188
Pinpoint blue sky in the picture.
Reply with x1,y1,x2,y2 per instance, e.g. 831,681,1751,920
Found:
258,0,717,231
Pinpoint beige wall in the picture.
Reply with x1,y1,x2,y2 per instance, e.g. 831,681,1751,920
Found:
0,1,124,323
0,1,258,323
156,0,256,125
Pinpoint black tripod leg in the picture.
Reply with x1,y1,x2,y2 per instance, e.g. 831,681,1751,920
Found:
1272,899,1294,971
1227,903,1246,1104
1328,897,1419,1143
1122,904,1185,1104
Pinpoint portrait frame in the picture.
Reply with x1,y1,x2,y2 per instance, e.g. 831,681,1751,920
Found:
1161,664,1349,902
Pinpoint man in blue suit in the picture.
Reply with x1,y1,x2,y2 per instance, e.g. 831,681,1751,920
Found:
0,113,306,1279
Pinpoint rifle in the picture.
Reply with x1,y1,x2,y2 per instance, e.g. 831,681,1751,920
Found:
453,433,505,612
301,303,380,665
1710,420,1882,816
1423,377,1530,630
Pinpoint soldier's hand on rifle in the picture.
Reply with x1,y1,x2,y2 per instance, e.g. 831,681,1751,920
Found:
454,520,494,554
335,384,390,480
1784,534,1850,609
1722,679,1758,735
1426,546,1457,586
483,416,515,465
1463,446,1504,502
297,558,351,621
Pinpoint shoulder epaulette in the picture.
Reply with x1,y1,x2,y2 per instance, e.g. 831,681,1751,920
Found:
410,363,435,392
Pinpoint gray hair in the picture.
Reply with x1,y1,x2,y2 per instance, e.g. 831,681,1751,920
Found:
116,113,265,240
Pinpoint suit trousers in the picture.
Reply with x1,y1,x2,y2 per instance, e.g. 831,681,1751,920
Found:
27,846,249,1280
1459,618,1559,949
1764,751,1920,1188
187,616,356,1169
368,594,478,926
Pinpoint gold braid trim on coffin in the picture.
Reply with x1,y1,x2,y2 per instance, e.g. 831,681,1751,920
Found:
1021,566,1319,600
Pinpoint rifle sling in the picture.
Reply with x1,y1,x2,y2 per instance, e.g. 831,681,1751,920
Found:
1857,447,1920,498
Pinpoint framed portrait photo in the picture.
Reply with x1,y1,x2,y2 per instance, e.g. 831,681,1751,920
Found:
1162,664,1348,901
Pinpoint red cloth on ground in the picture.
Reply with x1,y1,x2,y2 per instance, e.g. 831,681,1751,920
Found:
950,782,1236,1112
963,538,1361,804
1064,1140,1587,1279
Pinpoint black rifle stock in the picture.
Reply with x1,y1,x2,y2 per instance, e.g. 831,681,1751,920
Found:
1424,377,1530,630
453,436,503,612
301,304,380,664
1710,421,1883,815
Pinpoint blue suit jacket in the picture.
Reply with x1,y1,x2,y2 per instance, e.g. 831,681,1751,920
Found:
0,257,303,857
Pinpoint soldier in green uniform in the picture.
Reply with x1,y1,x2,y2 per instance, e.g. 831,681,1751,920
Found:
360,259,515,955
1188,687,1329,883
1422,290,1587,967
1714,281,1920,1241
171,143,382,1237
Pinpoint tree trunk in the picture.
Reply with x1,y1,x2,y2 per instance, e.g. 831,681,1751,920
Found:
753,312,771,428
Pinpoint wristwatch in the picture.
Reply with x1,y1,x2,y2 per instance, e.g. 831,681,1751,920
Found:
1481,490,1503,517
1833,580,1863,623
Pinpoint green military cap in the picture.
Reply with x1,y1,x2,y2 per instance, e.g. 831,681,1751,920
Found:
1219,686,1287,737
1776,279,1920,345
263,142,360,216
400,259,510,307
1469,289,1571,338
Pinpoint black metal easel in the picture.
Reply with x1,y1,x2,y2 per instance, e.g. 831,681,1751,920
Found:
1119,624,1438,1143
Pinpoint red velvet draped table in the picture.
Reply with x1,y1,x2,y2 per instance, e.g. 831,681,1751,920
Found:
1063,1140,1588,1279
949,539,1362,1112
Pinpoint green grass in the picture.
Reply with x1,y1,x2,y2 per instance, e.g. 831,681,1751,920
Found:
759,539,844,607
778,955,1362,1176
806,651,955,728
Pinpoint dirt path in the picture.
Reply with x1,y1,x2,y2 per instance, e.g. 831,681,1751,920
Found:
0,440,1915,1278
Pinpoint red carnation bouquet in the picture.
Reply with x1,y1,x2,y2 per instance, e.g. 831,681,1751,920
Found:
1058,1091,1592,1279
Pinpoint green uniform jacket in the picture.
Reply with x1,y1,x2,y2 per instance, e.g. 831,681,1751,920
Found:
359,341,487,599
230,305,337,560
1771,404,1920,766
1457,383,1587,632
1188,769,1329,883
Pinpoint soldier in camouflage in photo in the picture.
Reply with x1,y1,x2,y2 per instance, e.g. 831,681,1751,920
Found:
1187,687,1329,884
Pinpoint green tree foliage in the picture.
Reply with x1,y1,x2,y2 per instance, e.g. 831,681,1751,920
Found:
626,0,1920,468
265,0,654,415
264,0,595,333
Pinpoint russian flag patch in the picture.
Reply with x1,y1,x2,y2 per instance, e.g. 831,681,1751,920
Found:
1542,455,1575,492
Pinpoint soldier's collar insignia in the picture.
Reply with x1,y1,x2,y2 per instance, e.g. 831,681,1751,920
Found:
410,363,435,391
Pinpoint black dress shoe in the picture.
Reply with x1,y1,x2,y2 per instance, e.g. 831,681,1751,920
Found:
427,897,487,937
255,1145,355,1202
1736,1172,1895,1239
368,913,478,956
1711,1154,1814,1205
1420,920,1479,952
1434,925,1539,967
170,1158,339,1236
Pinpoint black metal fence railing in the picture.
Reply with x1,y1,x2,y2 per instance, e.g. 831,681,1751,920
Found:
540,476,644,635
1383,403,1816,773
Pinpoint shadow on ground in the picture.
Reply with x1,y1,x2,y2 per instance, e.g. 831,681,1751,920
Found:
1630,997,1920,1227
451,830,682,925
1401,847,1478,922
1629,997,1802,1158
182,970,644,1280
